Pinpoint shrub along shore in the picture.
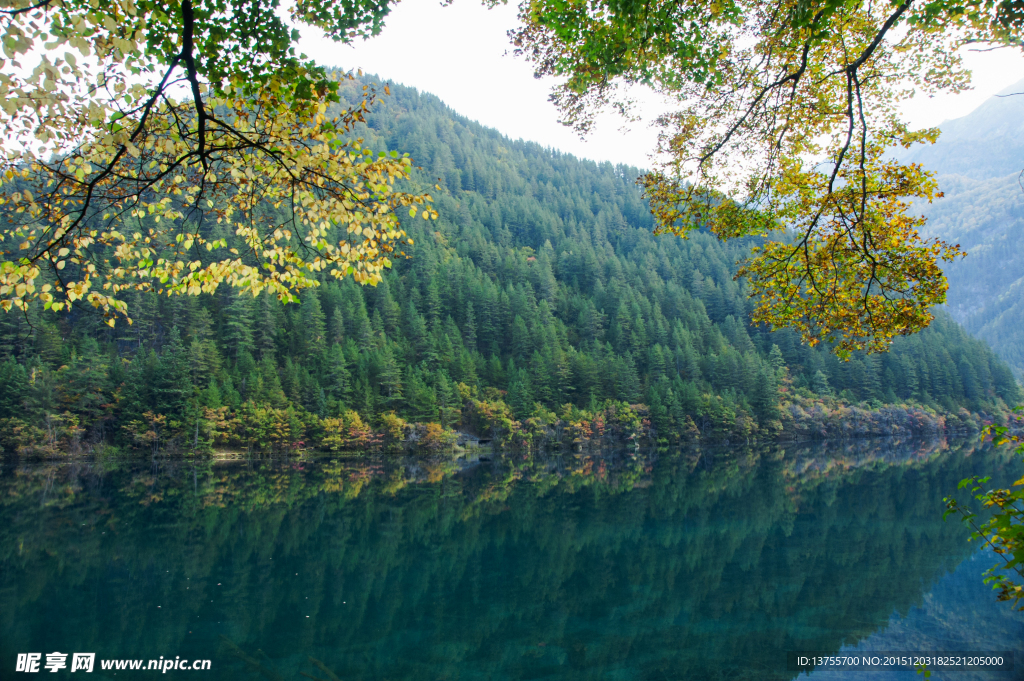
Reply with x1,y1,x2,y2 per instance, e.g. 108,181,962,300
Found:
0,384,1001,457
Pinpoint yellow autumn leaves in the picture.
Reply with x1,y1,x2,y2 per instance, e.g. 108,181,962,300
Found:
630,0,975,355
0,0,436,324
511,0,1015,354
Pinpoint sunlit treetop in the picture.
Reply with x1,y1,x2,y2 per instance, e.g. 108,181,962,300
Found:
0,0,433,326
508,0,1024,357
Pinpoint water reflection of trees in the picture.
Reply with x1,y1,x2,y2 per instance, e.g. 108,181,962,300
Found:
0,438,1018,681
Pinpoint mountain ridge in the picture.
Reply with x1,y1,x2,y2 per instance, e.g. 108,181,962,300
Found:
892,79,1024,375
0,76,1015,454
899,76,1024,180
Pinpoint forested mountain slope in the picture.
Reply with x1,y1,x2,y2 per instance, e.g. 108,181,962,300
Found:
0,78,1016,453
896,79,1024,375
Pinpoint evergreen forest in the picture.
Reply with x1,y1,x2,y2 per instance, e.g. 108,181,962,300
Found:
0,78,1018,454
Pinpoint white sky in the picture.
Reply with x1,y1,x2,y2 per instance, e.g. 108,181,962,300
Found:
297,0,1024,170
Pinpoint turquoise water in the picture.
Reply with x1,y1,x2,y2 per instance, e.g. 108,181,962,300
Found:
1,439,1021,680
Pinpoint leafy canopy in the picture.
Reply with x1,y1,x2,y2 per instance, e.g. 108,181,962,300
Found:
509,0,1024,356
0,0,433,324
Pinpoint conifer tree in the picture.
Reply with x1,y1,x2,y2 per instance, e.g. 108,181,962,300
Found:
156,328,193,417
511,316,532,360
57,337,112,432
405,368,437,423
300,290,327,363
618,354,642,404
377,345,404,407
324,344,352,410
0,358,27,419
507,371,534,419
768,345,786,379
463,301,478,353
225,294,255,360
811,370,832,397
255,294,282,360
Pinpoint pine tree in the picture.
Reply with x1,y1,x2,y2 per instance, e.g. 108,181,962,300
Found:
376,280,403,336
768,344,786,378
405,367,437,422
255,293,281,360
300,289,327,363
255,354,287,408
281,356,301,402
351,296,375,352
647,384,669,438
329,313,346,346
811,370,831,396
405,302,430,361
117,352,153,428
426,277,442,326
462,301,478,353
57,337,112,430
324,344,352,409
752,368,780,422
130,292,159,350
187,304,215,343
861,355,882,400
617,354,641,404
507,370,534,419
377,344,403,407
220,375,242,409
224,293,255,360
436,371,461,427
34,322,63,367
0,357,27,419
156,327,193,416
188,338,221,389
511,315,532,360
649,344,667,382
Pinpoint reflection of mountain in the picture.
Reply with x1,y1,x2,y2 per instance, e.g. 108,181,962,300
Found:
811,550,1024,681
895,80,1024,376
0,440,1020,681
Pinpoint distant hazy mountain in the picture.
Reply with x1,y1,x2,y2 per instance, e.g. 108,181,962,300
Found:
896,79,1024,376
900,79,1024,180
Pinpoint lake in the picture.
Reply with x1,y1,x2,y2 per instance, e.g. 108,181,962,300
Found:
1,438,1022,680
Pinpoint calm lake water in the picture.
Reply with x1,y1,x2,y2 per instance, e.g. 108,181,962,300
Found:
1,439,1022,680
